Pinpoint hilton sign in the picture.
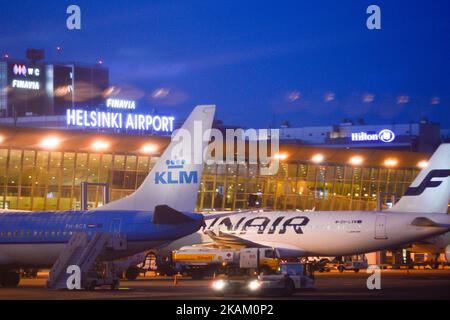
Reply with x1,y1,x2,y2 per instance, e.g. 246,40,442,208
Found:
351,129,396,143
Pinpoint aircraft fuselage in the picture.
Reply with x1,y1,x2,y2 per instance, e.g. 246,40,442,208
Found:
0,210,203,269
204,211,450,256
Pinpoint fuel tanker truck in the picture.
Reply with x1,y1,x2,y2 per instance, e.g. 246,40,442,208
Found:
171,246,279,280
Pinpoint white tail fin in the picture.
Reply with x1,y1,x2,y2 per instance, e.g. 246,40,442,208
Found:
97,105,216,212
389,144,450,213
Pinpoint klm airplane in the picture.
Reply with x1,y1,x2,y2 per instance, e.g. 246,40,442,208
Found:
0,105,216,288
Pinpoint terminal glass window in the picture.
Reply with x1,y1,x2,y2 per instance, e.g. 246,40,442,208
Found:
0,145,421,212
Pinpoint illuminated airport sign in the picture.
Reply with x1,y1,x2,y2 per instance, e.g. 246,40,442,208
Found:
66,109,175,132
11,79,40,90
106,98,136,110
12,64,41,77
351,129,396,143
10,64,42,91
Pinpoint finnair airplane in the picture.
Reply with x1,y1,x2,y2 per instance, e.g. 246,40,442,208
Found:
389,145,450,264
0,105,215,287
410,232,450,265
205,144,450,259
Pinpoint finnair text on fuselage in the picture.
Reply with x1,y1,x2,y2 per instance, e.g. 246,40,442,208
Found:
207,215,311,235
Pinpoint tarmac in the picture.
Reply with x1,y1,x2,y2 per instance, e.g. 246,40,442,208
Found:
0,269,449,300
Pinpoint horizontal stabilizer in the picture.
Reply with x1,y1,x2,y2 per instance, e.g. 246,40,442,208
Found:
205,230,266,248
411,217,450,229
204,230,308,257
152,205,195,225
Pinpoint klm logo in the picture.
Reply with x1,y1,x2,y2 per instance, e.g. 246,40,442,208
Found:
155,159,198,185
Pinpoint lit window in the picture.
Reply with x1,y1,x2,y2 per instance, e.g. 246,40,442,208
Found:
418,161,428,169
274,153,288,161
92,140,109,151
141,144,158,154
384,158,398,167
311,154,324,164
40,137,61,149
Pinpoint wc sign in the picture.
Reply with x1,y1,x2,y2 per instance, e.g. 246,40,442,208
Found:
12,64,41,77
351,129,396,143
10,64,42,91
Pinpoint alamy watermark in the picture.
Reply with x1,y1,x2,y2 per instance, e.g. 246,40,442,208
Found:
366,5,381,30
366,265,382,290
66,265,81,290
168,122,281,176
66,5,81,30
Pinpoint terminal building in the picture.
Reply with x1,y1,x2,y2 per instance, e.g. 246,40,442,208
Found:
279,121,442,153
0,50,447,216
0,52,448,269
0,51,175,136
0,125,431,213
0,51,109,118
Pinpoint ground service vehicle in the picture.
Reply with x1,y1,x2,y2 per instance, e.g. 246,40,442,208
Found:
212,261,315,297
172,247,279,279
336,256,368,273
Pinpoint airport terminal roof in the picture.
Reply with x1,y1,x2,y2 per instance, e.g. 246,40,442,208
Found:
0,126,430,169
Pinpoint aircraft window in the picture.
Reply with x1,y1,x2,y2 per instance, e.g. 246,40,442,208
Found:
7,231,12,237
56,231,61,236
26,230,31,236
0,231,4,237
33,231,38,236
20,230,24,237
39,231,44,237
45,231,49,237
51,231,56,237
63,231,67,236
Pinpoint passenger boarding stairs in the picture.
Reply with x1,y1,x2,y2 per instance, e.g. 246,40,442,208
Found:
47,232,119,289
